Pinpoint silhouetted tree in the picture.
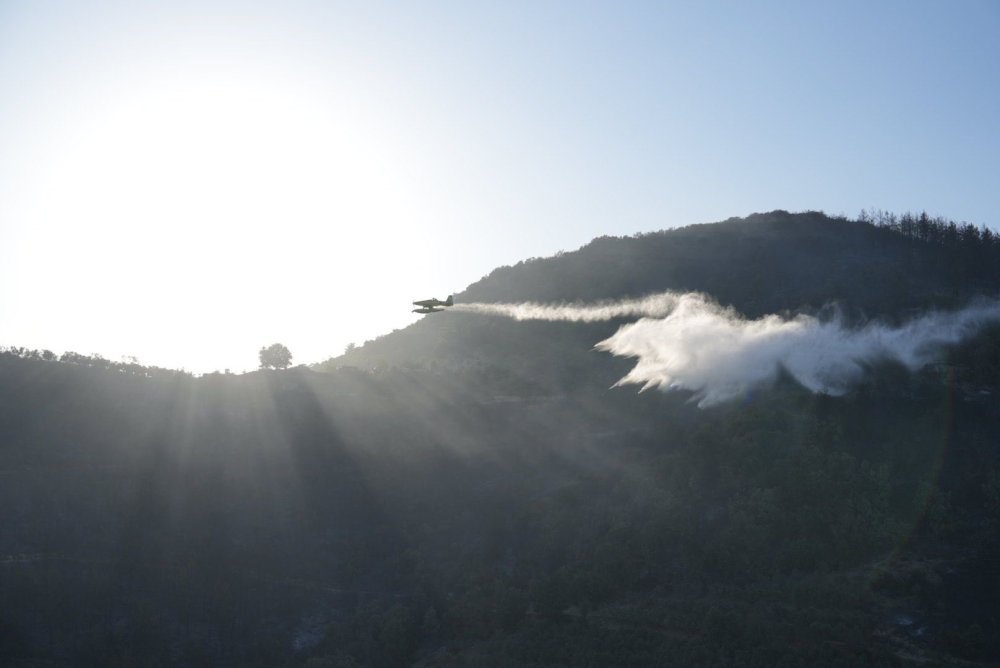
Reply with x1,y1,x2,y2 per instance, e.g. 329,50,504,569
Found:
258,343,292,370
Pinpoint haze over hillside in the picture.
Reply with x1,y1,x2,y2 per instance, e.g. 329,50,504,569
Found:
3,211,1000,667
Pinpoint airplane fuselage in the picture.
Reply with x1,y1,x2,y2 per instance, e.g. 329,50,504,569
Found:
412,295,453,309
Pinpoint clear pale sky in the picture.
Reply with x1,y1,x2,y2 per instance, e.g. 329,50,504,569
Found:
1,1,997,372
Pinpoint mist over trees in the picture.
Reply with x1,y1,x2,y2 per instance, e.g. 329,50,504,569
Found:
2,211,1000,666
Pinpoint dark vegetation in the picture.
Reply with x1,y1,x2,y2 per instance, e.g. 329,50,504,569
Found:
260,343,295,370
2,211,1000,666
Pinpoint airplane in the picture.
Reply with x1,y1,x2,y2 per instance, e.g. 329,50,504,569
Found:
412,295,453,314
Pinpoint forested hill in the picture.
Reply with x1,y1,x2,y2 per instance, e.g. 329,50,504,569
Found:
3,210,1000,667
319,209,1000,382
462,209,999,310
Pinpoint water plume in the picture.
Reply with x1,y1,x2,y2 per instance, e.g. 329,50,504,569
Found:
597,294,1000,406
451,292,684,321
454,292,1000,407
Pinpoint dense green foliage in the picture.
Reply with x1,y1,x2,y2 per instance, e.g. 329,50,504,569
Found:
2,211,1000,666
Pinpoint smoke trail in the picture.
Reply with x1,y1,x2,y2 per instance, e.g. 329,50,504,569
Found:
596,294,1000,407
451,292,684,321
454,292,1000,407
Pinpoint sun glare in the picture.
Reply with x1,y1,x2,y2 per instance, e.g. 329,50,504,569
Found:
11,67,427,372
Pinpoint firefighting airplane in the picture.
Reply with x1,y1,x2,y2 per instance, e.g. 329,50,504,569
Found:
412,295,454,314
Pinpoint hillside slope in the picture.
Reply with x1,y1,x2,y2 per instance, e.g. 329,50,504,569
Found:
320,211,1000,384
2,211,1000,667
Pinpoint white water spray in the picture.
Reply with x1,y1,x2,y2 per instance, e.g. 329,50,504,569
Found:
450,292,684,321
453,292,1000,407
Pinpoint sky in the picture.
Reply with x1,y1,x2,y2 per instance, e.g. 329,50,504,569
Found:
1,1,998,372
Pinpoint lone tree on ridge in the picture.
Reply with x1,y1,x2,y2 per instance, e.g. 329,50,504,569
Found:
259,343,292,370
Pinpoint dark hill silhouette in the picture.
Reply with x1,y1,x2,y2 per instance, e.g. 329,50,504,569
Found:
319,210,1000,391
2,210,1000,667
472,209,998,311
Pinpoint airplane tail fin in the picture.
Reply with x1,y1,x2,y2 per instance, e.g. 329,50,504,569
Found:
445,295,454,306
